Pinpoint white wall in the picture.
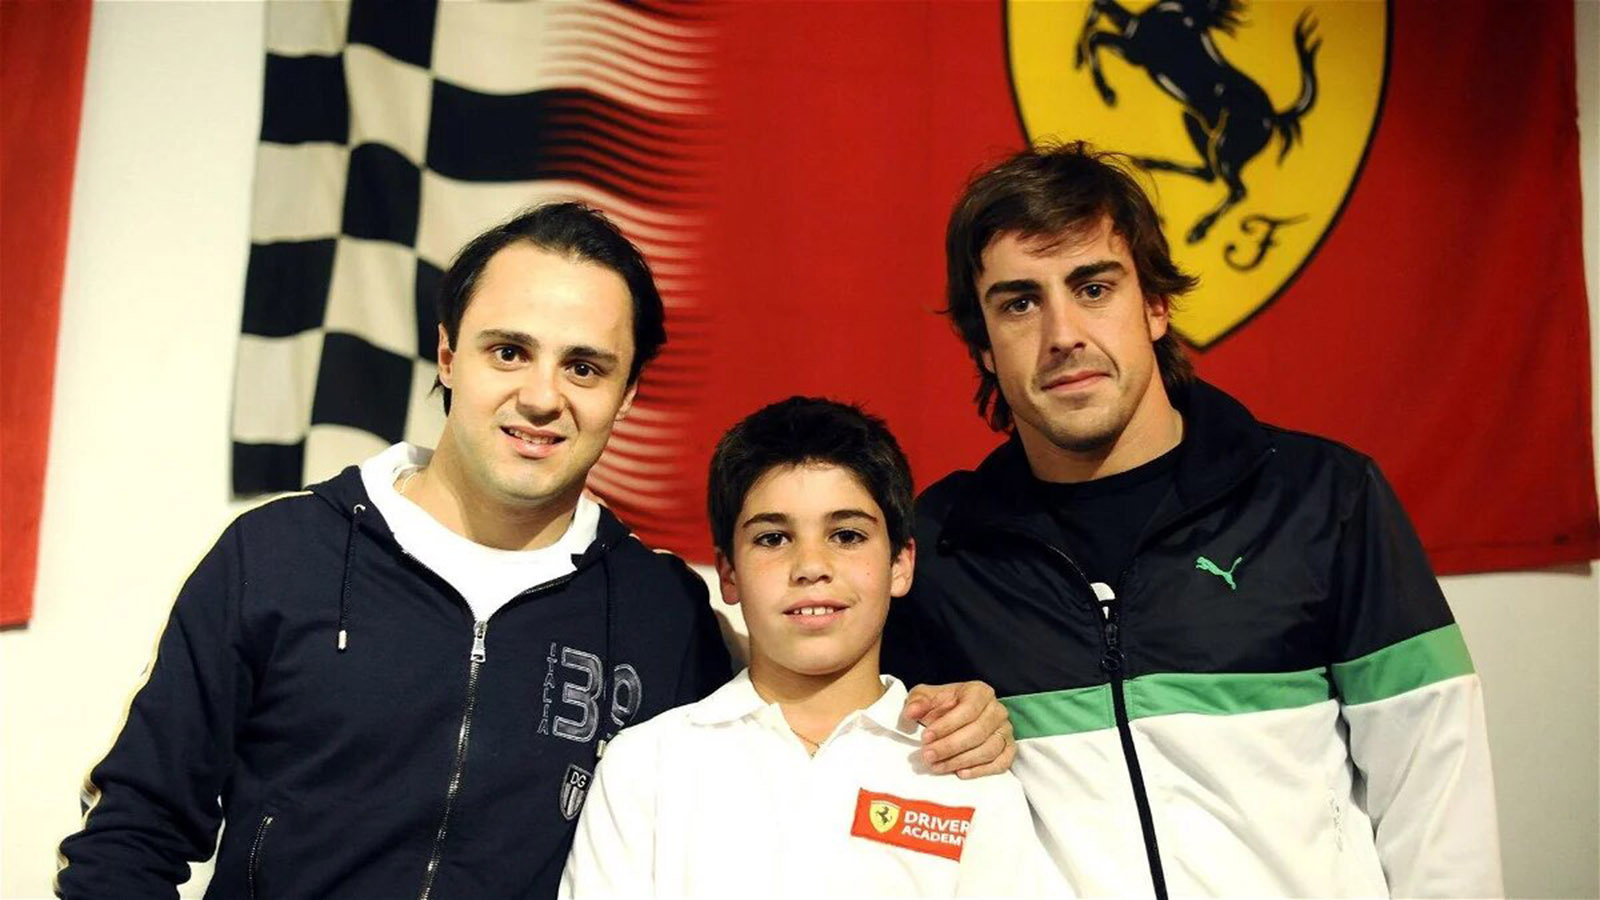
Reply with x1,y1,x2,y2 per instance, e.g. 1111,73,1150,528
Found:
2,3,1597,898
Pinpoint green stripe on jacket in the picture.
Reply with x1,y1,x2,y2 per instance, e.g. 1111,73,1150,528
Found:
1330,623,1474,706
1002,624,1475,740
1004,669,1334,740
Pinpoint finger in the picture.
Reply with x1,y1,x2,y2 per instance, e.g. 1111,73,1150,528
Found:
928,731,1008,776
923,689,1006,742
902,686,958,727
957,739,1018,780
918,686,984,738
920,713,996,767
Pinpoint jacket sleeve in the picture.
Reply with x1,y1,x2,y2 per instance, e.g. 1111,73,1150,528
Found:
670,559,733,705
55,523,255,899
1328,462,1502,897
558,730,658,898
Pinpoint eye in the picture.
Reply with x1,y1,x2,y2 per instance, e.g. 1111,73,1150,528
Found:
832,528,868,546
570,361,598,379
752,531,789,549
1000,295,1037,315
1080,283,1110,302
491,345,523,364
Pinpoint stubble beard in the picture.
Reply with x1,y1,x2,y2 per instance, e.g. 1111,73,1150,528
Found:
1039,408,1125,454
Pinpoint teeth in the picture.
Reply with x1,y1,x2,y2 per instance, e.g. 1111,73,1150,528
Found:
791,606,837,617
507,429,557,444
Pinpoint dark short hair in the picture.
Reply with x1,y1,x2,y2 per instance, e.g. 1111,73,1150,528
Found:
434,201,667,413
944,141,1197,430
707,397,914,559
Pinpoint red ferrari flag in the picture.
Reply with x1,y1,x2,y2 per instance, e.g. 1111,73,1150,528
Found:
672,0,1596,575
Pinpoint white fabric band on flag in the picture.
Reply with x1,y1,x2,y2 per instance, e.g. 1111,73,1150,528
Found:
232,330,325,444
250,143,349,242
265,1,351,57
344,44,432,164
325,237,419,360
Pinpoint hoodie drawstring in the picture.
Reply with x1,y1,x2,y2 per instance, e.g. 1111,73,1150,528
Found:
337,503,365,652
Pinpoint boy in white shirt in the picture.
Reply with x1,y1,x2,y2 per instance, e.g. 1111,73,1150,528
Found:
561,397,1061,897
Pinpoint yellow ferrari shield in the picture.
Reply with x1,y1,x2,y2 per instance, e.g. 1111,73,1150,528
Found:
1007,0,1388,347
869,799,900,834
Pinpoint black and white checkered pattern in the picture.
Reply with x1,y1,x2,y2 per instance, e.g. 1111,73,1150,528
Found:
232,0,712,544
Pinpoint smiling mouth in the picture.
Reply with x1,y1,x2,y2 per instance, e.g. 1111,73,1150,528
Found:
502,426,565,457
503,426,560,442
787,605,843,617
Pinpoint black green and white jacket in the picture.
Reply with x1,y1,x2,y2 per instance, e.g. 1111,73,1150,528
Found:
883,379,1501,898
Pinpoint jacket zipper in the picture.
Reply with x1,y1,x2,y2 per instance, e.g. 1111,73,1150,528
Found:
389,547,594,898
248,813,275,900
1016,534,1168,899
1094,582,1168,900
417,620,489,900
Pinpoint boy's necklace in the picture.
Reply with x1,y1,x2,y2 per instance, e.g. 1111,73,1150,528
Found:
786,722,827,756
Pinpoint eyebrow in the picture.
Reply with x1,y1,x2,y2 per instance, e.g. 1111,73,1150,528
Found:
565,345,622,368
1065,260,1127,286
474,328,535,347
982,259,1129,304
737,508,881,530
472,330,622,368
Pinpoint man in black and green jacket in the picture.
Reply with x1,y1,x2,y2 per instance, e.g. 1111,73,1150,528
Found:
884,142,1502,897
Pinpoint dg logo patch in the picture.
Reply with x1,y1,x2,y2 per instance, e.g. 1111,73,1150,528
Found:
1007,0,1389,347
560,764,592,821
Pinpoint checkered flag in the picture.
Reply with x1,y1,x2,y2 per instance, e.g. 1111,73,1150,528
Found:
231,0,710,548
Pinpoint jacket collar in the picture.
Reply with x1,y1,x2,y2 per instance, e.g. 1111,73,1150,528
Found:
940,378,1274,545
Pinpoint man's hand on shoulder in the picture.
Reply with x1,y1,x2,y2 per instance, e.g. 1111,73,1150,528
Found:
900,681,1015,779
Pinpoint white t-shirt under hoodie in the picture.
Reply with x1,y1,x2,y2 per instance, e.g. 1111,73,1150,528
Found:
359,442,600,624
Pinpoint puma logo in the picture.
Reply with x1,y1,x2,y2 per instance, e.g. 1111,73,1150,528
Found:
1195,555,1243,590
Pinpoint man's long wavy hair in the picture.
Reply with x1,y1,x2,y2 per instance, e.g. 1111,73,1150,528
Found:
944,141,1198,430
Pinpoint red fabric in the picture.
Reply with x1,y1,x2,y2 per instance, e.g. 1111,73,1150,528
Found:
1,0,93,626
639,0,1598,576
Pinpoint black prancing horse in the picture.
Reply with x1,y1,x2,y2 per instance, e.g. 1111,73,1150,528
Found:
1076,0,1322,244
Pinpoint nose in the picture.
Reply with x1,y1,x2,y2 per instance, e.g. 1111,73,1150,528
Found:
1040,293,1088,358
789,536,833,586
515,365,562,420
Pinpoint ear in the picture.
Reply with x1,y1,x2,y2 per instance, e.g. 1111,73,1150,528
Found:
888,538,916,599
616,380,638,422
979,348,995,375
436,324,455,387
714,550,740,606
1145,294,1171,341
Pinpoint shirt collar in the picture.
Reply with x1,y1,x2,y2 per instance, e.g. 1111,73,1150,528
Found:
687,670,923,744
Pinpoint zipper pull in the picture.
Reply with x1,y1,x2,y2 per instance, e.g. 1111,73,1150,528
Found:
1091,582,1124,673
471,620,488,663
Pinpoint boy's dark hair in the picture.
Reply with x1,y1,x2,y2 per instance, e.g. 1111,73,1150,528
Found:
433,201,667,413
944,140,1197,430
707,397,915,558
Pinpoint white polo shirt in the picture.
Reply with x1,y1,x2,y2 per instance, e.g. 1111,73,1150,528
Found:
560,671,1064,897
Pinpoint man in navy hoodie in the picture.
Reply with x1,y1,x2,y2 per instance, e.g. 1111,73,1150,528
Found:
56,203,1012,899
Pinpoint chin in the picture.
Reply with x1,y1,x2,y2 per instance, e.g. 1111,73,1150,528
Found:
1056,430,1120,453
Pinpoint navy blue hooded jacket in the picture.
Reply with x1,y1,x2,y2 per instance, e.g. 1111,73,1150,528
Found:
56,466,731,899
